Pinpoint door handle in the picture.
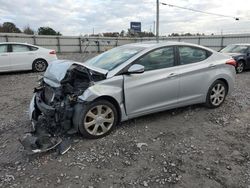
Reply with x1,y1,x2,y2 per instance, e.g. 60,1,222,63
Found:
28,53,34,55
167,73,178,78
208,64,216,68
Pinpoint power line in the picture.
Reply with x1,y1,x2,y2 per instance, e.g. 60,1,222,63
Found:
160,2,239,21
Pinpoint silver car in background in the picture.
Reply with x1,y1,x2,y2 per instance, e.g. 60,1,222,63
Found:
29,41,236,139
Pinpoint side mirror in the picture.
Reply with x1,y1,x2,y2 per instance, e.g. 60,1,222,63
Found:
127,64,145,74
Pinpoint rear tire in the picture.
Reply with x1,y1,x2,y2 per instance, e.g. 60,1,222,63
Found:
205,80,228,108
32,59,48,72
77,100,118,139
236,61,245,73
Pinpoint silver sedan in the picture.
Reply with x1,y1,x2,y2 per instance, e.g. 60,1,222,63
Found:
29,41,236,139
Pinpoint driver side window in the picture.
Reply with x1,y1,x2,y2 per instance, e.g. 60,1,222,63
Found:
136,47,174,71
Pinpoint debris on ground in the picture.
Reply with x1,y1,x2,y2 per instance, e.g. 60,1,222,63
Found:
0,54,250,187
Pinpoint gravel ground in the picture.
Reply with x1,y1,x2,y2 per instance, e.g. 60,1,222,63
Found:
0,53,250,188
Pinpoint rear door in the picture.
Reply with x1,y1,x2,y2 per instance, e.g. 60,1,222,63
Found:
0,44,11,72
177,45,214,105
124,46,180,117
10,44,35,71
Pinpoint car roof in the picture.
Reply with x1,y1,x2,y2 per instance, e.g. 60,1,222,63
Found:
123,40,213,51
0,42,38,47
227,43,250,46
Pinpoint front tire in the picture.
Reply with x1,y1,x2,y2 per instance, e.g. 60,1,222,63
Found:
32,59,48,72
77,100,118,139
205,80,228,108
236,61,245,73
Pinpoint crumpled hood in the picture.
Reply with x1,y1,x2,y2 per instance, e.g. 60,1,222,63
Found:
43,60,108,88
44,60,75,87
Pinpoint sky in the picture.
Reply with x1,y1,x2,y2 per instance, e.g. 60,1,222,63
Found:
0,0,250,36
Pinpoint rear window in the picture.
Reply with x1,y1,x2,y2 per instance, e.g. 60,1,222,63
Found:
220,45,248,53
179,46,211,65
30,46,38,51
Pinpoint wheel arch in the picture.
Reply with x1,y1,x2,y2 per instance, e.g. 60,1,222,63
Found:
216,78,229,94
205,79,229,108
204,76,232,103
237,58,246,64
73,95,123,132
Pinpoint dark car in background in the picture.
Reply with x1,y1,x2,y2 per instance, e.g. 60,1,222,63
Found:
220,44,250,73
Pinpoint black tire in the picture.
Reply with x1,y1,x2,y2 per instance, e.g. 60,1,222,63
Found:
32,59,48,72
205,80,228,108
236,60,245,73
77,100,118,139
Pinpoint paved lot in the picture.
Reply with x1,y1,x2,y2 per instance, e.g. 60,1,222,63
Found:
0,53,250,188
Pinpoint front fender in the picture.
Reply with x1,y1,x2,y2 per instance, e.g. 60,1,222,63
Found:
79,84,123,103
78,75,128,121
78,75,124,103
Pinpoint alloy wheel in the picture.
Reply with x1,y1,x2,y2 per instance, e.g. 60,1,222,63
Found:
236,62,244,73
84,105,114,136
34,60,47,72
210,83,226,106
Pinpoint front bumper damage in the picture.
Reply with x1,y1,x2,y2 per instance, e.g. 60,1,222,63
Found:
20,61,103,155
20,90,77,155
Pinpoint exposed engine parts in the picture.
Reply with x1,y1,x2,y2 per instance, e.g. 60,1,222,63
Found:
20,64,105,154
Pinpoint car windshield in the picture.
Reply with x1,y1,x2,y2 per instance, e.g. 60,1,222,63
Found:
85,46,145,71
220,45,248,53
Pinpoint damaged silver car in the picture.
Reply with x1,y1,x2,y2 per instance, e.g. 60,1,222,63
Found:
26,41,236,151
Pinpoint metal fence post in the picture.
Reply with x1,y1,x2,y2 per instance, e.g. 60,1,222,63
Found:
57,36,61,53
95,41,100,53
220,36,224,50
198,37,201,45
79,37,82,53
116,38,118,47
33,35,36,45
5,35,8,42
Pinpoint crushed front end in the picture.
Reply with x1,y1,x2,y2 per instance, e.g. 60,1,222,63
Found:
21,60,106,154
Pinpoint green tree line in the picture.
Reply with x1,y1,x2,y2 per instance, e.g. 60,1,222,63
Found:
0,22,62,35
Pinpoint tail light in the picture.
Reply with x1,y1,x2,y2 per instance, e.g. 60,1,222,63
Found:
226,59,237,67
49,50,56,55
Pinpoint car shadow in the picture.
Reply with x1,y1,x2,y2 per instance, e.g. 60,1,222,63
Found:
67,103,205,142
0,70,38,76
117,103,205,128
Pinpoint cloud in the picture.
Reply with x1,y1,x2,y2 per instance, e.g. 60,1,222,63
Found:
0,0,249,35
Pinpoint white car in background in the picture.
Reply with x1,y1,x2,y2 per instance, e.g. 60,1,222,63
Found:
0,42,57,72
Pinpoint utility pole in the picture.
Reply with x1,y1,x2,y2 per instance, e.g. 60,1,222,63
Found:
156,0,159,42
153,21,155,35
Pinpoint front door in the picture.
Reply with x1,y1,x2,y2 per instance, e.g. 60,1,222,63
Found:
124,46,180,117
0,44,11,72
